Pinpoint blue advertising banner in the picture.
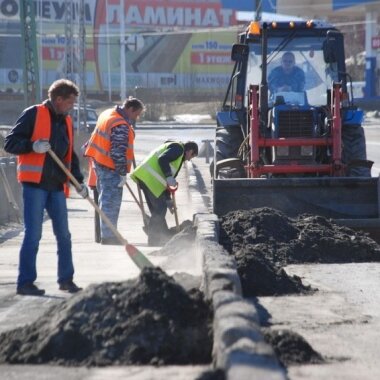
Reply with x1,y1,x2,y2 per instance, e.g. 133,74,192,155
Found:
333,0,379,10
220,0,277,12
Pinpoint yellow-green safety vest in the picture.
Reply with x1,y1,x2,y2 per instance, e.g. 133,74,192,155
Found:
130,142,184,198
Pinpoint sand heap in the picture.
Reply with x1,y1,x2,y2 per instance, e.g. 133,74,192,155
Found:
0,267,212,366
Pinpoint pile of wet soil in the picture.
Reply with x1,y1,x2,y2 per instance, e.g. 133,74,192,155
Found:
0,267,212,366
220,208,380,296
262,328,324,366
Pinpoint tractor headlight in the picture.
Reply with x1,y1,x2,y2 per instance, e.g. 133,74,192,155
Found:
301,146,313,156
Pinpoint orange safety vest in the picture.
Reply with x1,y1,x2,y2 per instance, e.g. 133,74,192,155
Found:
84,108,135,172
17,104,73,196
87,158,97,188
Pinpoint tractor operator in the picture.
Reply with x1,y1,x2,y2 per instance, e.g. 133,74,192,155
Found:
268,51,305,93
130,140,198,246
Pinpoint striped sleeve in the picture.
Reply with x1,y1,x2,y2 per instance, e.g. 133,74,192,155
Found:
110,125,129,175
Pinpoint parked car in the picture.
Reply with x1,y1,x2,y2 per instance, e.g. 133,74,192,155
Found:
70,105,98,133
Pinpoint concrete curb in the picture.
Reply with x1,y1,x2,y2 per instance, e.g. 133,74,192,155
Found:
188,161,287,380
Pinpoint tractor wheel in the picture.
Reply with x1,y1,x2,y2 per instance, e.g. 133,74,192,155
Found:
210,125,244,177
342,124,372,177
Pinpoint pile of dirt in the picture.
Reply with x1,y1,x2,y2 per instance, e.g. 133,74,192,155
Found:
0,267,213,366
195,369,226,380
219,208,380,296
263,328,325,366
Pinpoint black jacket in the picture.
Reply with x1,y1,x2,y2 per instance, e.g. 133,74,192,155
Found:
158,142,184,178
4,100,84,191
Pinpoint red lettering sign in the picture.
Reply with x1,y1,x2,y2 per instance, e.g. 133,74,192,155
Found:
372,36,380,49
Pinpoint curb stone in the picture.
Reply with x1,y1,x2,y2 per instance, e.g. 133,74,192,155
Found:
189,161,286,380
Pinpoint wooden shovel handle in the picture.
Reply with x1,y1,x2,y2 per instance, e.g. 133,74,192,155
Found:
48,149,154,269
171,191,180,232
48,149,127,244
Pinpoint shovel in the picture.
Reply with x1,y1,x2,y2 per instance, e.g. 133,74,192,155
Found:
168,185,180,233
48,149,154,270
125,182,150,228
130,157,150,230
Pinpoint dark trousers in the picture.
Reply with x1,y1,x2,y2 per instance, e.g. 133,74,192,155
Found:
92,187,101,243
139,181,170,244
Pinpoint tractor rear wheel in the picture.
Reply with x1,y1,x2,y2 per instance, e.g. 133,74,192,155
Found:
210,125,244,177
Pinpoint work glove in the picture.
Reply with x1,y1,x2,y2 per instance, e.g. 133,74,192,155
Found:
166,176,177,188
32,139,51,154
117,175,127,188
166,198,174,214
77,184,89,199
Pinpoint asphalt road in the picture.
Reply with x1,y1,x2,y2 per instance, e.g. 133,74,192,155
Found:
1,118,380,379
258,115,380,379
129,119,380,380
364,116,380,176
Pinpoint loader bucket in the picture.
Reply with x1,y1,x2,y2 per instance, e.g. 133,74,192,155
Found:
213,177,380,242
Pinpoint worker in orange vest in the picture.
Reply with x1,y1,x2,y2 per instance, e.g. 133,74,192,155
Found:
4,79,88,296
85,97,145,245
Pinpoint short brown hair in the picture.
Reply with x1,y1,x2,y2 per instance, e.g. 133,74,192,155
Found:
48,79,79,101
123,97,145,111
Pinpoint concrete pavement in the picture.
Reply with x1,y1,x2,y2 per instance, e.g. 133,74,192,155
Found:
0,145,285,380
0,155,208,295
0,157,211,379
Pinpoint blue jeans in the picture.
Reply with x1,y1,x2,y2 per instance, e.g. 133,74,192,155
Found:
18,184,74,287
94,162,123,239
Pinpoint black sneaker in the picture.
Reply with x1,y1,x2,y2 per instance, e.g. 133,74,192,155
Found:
59,280,82,293
17,283,45,296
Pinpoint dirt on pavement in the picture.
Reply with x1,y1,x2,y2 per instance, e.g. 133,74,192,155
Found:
219,207,380,297
218,207,380,370
0,267,213,366
263,328,325,367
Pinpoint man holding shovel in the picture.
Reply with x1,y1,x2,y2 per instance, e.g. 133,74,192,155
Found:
4,79,87,296
130,140,198,246
84,97,145,245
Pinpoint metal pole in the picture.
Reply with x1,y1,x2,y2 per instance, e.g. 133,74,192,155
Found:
255,0,262,21
78,0,87,133
106,0,112,102
39,0,43,99
120,0,126,100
